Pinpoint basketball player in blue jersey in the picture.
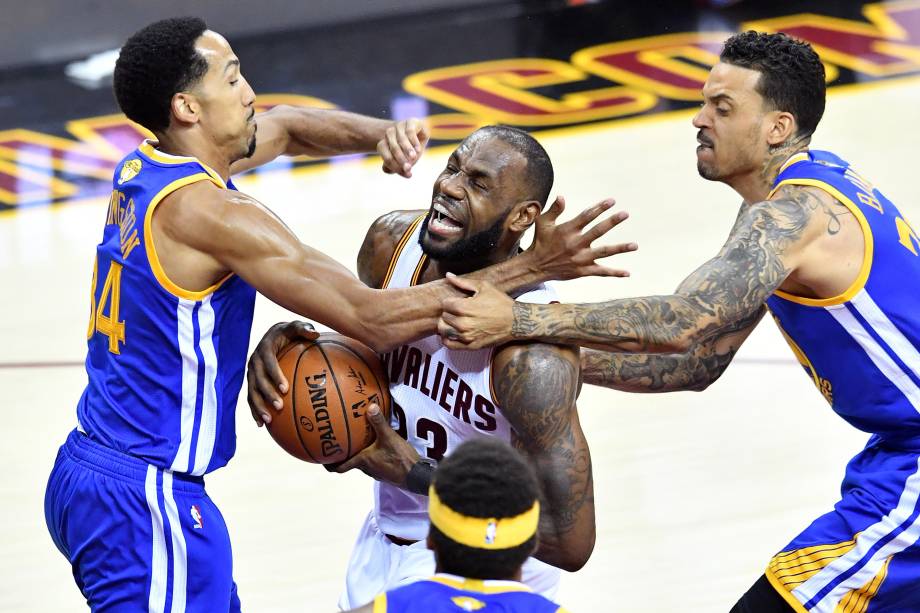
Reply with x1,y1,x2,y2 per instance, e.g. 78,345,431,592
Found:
438,31,920,611
42,17,632,612
342,438,570,613
248,126,597,606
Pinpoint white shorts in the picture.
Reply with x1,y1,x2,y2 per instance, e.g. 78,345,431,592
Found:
338,511,561,609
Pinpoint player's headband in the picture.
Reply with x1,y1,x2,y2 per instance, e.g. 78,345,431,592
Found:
428,486,539,550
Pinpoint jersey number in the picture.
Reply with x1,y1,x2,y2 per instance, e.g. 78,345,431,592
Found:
87,257,126,354
392,401,448,462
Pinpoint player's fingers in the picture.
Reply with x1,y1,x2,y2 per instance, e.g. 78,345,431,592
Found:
591,242,638,260
365,403,394,439
246,379,272,426
386,129,411,176
395,123,417,162
444,271,479,295
377,140,399,175
540,196,565,223
584,265,631,278
335,452,366,473
582,210,629,244
566,198,616,232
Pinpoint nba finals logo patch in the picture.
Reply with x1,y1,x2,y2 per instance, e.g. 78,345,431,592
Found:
484,520,497,545
190,504,203,529
450,596,486,611
117,159,142,185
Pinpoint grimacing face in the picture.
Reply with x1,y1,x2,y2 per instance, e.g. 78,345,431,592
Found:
692,62,774,183
419,133,530,262
189,31,257,161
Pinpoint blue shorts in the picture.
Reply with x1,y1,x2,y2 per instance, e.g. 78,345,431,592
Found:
44,429,241,612
766,436,920,612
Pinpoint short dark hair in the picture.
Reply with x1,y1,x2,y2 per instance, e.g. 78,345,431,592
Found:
474,125,554,207
720,31,826,139
114,17,210,132
429,438,539,580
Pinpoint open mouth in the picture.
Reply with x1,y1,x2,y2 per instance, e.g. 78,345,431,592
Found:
428,200,464,237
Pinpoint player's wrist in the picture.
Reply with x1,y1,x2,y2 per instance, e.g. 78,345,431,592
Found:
405,458,435,495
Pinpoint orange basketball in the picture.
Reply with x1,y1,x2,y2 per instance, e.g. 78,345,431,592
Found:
266,332,391,464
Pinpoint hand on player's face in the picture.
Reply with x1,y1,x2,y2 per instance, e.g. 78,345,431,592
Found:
332,403,420,487
378,118,429,178
246,321,319,427
529,195,637,281
439,275,516,350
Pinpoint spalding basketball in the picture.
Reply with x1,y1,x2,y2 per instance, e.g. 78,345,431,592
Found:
266,333,391,464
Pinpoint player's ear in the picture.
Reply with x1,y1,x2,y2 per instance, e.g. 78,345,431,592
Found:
766,110,796,147
507,200,541,233
171,92,200,125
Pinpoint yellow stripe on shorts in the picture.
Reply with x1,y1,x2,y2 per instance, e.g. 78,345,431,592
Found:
834,556,892,613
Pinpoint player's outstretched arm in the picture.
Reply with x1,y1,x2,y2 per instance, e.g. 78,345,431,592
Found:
492,342,594,572
439,185,832,352
230,105,429,177
580,305,765,393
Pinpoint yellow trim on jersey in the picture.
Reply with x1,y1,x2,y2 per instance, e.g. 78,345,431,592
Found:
372,593,387,613
778,152,809,174
765,536,861,613
138,141,227,188
429,487,539,550
143,173,235,300
428,575,531,594
410,254,428,287
767,178,874,307
382,214,426,289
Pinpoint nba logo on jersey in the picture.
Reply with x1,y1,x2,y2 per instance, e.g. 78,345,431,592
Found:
191,505,203,529
451,596,486,611
485,520,496,545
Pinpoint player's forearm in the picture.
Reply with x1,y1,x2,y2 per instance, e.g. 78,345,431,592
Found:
580,347,729,393
282,107,392,157
511,295,707,354
464,251,544,295
530,451,596,572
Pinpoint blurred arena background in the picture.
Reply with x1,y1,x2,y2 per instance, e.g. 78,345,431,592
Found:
2,0,919,610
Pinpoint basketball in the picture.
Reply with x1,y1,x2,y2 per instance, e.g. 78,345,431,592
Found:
266,333,391,464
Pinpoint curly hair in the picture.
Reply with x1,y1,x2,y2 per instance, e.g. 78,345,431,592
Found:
113,17,210,133
429,438,540,580
720,31,826,139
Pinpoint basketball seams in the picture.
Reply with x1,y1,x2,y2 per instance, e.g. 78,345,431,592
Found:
291,346,320,463
313,342,353,461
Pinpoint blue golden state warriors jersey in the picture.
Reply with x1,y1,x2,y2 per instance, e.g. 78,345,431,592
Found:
77,141,256,475
766,150,920,445
373,574,568,612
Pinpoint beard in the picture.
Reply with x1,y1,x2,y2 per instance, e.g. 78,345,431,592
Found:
418,212,505,263
244,133,257,159
697,158,720,181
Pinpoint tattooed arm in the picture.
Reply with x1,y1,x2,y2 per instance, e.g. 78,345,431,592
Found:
493,342,594,571
441,185,832,353
580,306,764,392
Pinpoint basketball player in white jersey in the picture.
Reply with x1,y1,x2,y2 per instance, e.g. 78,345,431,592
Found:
248,126,599,608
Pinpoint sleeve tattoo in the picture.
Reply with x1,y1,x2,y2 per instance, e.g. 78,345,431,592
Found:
494,344,594,569
511,186,834,353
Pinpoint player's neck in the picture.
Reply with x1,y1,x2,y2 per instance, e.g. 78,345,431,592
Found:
728,141,809,204
154,130,232,182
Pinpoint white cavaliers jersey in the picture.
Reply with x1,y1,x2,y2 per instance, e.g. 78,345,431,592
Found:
374,215,558,540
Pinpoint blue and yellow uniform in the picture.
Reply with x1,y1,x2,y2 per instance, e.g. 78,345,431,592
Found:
764,150,920,612
371,574,569,612
44,141,255,612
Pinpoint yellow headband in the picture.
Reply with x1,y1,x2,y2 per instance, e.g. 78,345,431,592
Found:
428,486,539,550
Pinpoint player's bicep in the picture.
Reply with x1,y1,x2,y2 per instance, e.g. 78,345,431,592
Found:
357,210,425,289
493,343,579,452
675,188,827,323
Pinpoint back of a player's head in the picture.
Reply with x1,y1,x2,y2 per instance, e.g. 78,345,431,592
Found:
114,17,210,133
720,31,826,140
471,126,554,208
428,438,540,580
